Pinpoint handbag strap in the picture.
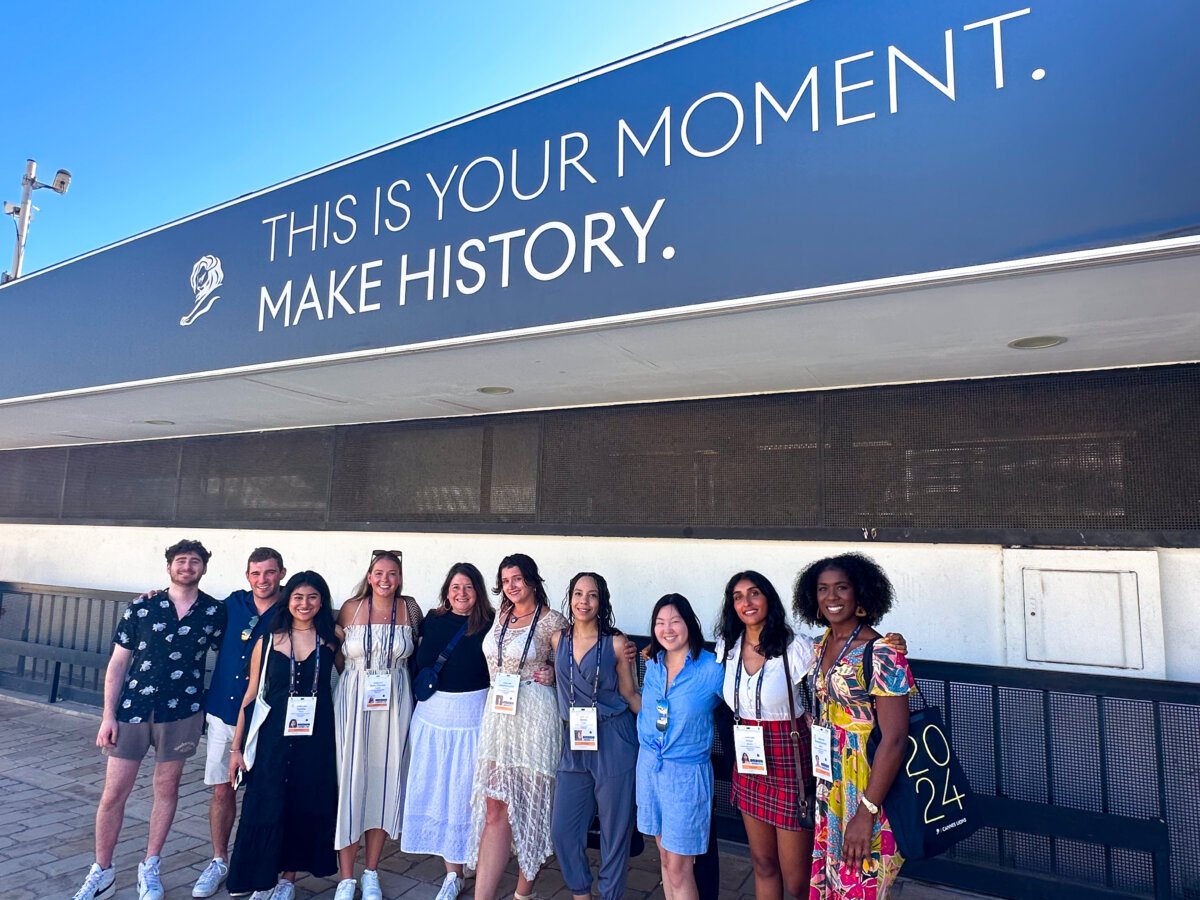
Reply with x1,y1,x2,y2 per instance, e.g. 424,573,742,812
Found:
430,620,471,675
780,644,808,773
254,633,271,700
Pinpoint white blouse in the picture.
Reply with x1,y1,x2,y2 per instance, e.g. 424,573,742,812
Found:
714,633,816,722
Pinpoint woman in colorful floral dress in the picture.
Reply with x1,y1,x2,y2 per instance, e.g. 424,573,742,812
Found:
793,554,914,900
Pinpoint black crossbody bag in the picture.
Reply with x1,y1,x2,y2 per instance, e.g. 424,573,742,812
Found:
412,620,471,702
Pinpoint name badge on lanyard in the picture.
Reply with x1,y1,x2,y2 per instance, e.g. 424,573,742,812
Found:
733,655,767,775
567,630,602,751
811,723,834,782
362,671,392,711
285,696,316,736
285,631,319,736
492,672,520,715
570,706,598,750
492,605,543,717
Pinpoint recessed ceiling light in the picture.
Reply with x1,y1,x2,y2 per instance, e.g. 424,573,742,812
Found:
476,386,514,395
144,419,175,425
1007,335,1066,350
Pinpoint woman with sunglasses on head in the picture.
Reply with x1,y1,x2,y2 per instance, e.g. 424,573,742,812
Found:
400,563,495,900
468,553,567,900
332,550,423,900
226,572,342,900
637,593,725,900
548,572,642,900
793,554,914,900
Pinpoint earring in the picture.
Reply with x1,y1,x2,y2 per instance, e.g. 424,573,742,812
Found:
855,605,867,617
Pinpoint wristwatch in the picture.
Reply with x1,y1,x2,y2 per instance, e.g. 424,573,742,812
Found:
859,795,880,816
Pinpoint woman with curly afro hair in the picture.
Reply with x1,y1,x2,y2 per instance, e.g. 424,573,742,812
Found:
793,554,914,900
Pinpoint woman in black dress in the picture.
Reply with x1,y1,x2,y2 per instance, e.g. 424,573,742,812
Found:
227,571,342,900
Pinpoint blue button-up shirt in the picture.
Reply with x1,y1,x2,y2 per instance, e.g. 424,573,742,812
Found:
205,589,278,725
637,649,724,768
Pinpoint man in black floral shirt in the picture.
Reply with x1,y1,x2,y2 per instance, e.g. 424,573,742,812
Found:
71,540,227,900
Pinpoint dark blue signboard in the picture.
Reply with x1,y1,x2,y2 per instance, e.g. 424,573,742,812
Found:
3,0,1199,400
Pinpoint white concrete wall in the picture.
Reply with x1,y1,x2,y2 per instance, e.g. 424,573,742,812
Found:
2,523,1196,681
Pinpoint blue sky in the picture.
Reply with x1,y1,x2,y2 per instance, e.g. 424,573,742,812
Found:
2,0,775,275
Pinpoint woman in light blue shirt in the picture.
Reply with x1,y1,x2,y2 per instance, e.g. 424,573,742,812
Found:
636,593,724,900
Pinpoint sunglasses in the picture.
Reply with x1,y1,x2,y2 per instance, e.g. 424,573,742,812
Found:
655,697,670,733
371,549,404,565
240,614,260,641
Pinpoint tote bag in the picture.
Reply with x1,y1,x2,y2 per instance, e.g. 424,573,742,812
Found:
864,639,979,861
242,637,272,771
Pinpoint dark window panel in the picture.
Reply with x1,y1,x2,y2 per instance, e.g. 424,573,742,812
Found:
62,442,181,520
0,447,67,517
177,429,333,521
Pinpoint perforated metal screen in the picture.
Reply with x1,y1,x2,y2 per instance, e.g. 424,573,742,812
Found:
1,364,1198,542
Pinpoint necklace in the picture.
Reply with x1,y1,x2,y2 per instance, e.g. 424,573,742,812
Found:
292,623,315,631
507,609,534,625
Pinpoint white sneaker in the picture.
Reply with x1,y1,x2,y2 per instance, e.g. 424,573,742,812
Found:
273,881,296,900
71,864,116,900
138,856,164,900
434,872,463,900
248,891,275,900
192,857,229,898
361,869,382,900
334,878,358,900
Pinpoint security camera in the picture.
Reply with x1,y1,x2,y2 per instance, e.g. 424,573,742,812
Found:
51,169,71,194
2,201,18,216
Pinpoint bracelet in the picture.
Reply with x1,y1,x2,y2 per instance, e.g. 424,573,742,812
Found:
230,748,243,755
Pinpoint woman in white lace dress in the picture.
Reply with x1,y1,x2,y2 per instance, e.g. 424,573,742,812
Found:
333,550,422,900
468,553,567,900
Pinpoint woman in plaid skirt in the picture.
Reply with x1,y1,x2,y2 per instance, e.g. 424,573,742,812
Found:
714,571,817,899
715,571,906,900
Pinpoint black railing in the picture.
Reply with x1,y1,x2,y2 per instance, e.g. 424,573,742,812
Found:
0,581,127,704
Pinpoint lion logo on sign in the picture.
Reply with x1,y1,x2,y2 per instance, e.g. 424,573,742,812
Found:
180,255,224,326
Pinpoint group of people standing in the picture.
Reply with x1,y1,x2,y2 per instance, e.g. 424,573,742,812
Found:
72,540,916,900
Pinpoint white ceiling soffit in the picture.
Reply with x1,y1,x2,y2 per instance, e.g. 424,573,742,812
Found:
3,240,1199,450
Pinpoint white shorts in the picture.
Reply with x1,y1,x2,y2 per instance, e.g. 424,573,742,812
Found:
204,714,236,786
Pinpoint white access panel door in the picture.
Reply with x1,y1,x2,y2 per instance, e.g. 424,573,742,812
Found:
1002,549,1165,678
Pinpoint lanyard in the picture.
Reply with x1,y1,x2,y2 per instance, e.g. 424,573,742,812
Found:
288,627,321,697
567,629,603,708
497,603,543,671
809,623,863,720
733,650,764,722
362,597,398,669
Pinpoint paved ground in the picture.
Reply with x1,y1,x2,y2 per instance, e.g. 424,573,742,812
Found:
0,693,996,900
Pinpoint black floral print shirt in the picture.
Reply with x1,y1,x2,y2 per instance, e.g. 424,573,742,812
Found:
112,590,227,723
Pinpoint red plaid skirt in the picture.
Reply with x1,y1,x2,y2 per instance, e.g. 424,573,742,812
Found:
731,717,815,831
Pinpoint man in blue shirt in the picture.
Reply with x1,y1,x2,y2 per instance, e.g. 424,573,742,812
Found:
191,547,286,898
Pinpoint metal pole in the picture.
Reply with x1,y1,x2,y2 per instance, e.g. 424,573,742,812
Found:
10,159,37,279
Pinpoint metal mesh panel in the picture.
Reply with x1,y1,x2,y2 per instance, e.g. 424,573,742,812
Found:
948,682,996,795
330,418,539,522
539,394,821,526
178,429,333,521
1102,698,1160,820
821,367,1200,530
62,441,180,520
1161,703,1200,899
998,688,1048,802
1,364,1198,536
0,447,67,517
1049,693,1102,812
1112,848,1159,899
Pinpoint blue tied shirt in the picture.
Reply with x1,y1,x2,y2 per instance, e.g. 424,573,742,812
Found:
636,649,724,772
205,590,278,725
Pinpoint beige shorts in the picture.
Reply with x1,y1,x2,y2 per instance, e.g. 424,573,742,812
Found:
203,714,236,785
104,711,204,762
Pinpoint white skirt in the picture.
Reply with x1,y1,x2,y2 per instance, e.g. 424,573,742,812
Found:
400,688,488,863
